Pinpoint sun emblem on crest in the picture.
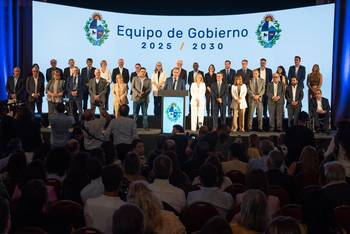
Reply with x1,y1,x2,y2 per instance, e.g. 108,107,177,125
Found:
166,103,182,123
84,12,110,46
256,14,282,48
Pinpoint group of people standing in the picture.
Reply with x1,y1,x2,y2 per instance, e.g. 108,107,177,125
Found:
5,56,330,132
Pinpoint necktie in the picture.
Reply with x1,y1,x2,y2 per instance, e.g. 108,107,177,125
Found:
14,78,18,90
73,76,77,90
173,79,177,90
255,79,259,94
218,81,221,94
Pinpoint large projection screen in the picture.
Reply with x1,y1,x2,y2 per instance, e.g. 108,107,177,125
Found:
33,2,334,115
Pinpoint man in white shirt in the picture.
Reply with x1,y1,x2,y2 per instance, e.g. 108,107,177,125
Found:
310,89,330,133
266,73,283,132
81,157,104,204
187,164,234,217
149,155,186,213
84,164,125,233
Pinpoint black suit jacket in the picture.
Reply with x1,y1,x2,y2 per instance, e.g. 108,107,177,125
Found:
6,76,26,101
171,68,187,85
287,65,306,87
81,66,96,88
211,81,228,105
188,70,204,86
45,67,63,82
310,97,330,115
63,67,73,81
204,73,216,88
220,68,236,85
25,75,45,101
112,67,130,84
285,85,304,108
256,67,273,86
236,68,253,85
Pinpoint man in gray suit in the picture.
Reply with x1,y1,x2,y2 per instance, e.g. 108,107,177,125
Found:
248,70,265,131
267,73,284,132
132,67,152,130
285,77,303,127
26,66,45,114
89,69,107,114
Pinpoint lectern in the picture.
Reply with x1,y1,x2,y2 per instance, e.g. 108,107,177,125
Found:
158,90,188,133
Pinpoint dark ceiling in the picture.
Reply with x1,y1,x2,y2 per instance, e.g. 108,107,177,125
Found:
38,0,334,15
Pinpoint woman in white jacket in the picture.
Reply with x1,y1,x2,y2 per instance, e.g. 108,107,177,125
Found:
151,62,167,116
190,73,206,131
231,75,247,132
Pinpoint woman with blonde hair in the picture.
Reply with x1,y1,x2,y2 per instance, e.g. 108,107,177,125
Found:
151,62,167,116
127,181,186,234
190,73,206,131
307,64,323,105
100,60,112,110
231,75,247,132
112,74,128,117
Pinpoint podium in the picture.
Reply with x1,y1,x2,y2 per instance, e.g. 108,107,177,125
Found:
158,90,188,133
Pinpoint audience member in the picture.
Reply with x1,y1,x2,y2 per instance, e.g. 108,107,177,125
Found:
0,197,11,234
266,216,302,234
247,134,261,161
248,139,275,171
112,204,144,234
49,103,74,148
80,157,104,204
200,216,233,234
222,142,248,174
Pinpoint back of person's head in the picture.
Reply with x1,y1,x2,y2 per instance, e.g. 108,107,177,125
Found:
7,151,27,179
324,161,346,183
266,216,301,234
123,152,141,175
86,157,102,180
55,103,65,114
82,109,94,121
112,204,144,234
46,147,71,177
127,181,162,233
131,139,143,150
198,125,209,136
297,111,309,125
299,146,319,175
102,164,123,193
119,104,130,117
172,124,184,133
5,138,23,154
259,139,275,156
66,139,80,154
200,164,218,187
15,106,34,122
200,216,232,234
164,139,176,152
24,160,47,184
194,141,210,163
0,197,10,234
249,134,260,148
229,142,244,159
246,169,269,195
268,150,285,170
18,179,48,214
239,189,268,232
153,155,172,179
156,134,168,150
205,156,224,186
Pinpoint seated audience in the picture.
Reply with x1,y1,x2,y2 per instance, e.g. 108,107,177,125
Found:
231,189,269,234
222,142,248,174
334,121,350,177
236,169,280,217
266,216,302,234
200,216,233,234
112,204,144,234
84,164,125,233
187,164,234,217
149,155,186,213
193,156,232,191
248,139,275,172
128,181,186,234
80,157,104,204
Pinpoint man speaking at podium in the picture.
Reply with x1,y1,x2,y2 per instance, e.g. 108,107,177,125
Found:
164,67,186,91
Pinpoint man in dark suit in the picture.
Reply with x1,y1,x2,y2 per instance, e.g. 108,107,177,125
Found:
267,150,297,201
310,89,330,132
6,66,26,102
63,58,76,81
163,68,186,91
285,111,315,166
66,67,84,121
171,59,187,85
285,77,304,127
236,59,253,86
266,73,284,132
257,58,273,117
88,69,107,114
26,67,45,114
211,72,227,129
111,58,130,84
220,60,236,117
45,59,63,82
81,58,96,111
287,56,306,87
188,62,204,86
